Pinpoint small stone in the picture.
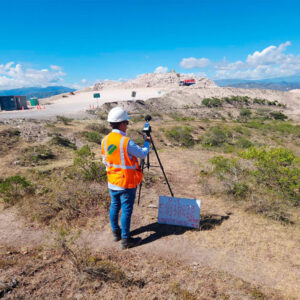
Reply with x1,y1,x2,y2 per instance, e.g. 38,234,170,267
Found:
21,247,28,255
148,204,157,208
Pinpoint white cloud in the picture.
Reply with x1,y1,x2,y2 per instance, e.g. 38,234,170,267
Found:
154,66,168,73
180,57,210,69
182,71,207,78
50,65,62,71
0,62,66,90
214,41,300,79
81,78,87,83
246,41,291,66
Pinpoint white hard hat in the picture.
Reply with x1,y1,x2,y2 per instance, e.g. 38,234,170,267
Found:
107,106,130,123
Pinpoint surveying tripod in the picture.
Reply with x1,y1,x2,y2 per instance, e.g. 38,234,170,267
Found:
137,115,174,205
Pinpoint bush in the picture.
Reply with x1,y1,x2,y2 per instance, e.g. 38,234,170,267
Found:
0,175,32,205
224,96,250,106
228,182,249,197
56,115,73,125
210,156,247,198
237,108,252,123
247,198,293,224
267,100,277,106
81,131,102,144
0,128,21,154
236,137,252,148
0,128,20,137
202,126,232,147
240,108,252,118
269,111,288,121
20,145,55,166
253,98,266,105
73,145,106,182
165,126,194,147
202,97,223,107
51,134,77,149
241,147,300,204
210,156,240,178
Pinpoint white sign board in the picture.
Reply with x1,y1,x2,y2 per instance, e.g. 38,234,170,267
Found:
158,196,201,228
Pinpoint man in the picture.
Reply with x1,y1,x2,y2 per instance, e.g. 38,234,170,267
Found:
101,106,150,249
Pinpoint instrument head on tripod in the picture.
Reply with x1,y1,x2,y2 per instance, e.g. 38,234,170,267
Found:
145,115,152,122
142,115,152,136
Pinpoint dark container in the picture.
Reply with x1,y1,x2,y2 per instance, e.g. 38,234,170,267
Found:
0,95,27,111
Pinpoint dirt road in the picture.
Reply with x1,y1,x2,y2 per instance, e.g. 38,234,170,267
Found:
0,88,164,120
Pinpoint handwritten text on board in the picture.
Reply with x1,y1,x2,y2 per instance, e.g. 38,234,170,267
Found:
158,196,201,228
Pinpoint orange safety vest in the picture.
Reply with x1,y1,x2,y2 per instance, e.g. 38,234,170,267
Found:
101,132,143,189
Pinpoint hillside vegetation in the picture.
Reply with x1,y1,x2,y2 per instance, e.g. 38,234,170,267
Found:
0,101,299,299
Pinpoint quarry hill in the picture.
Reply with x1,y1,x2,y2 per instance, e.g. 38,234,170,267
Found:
0,73,299,121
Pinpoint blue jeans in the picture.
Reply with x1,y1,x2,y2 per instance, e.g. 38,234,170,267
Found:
109,188,137,239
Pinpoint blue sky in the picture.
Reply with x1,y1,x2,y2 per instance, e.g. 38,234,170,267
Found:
0,0,300,89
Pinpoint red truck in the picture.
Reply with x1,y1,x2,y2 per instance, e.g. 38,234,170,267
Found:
179,79,195,86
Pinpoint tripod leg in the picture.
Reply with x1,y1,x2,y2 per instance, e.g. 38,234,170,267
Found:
137,158,145,205
149,133,174,197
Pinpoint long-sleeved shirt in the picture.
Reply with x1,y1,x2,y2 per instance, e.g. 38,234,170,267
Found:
102,129,150,190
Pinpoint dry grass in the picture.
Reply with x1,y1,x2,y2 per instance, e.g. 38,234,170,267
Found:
0,243,284,300
0,115,299,299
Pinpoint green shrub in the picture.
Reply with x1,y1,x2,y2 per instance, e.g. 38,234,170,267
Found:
228,182,249,197
51,134,77,149
56,115,73,125
0,128,21,154
0,175,32,205
165,126,194,147
269,111,288,121
240,108,252,118
245,120,265,129
241,147,300,204
0,128,20,137
210,156,247,198
236,137,252,148
82,131,102,144
267,100,277,106
245,120,300,139
73,145,106,182
267,122,300,136
237,108,252,123
202,97,223,107
210,156,240,178
224,96,250,106
253,98,266,105
202,126,232,147
20,145,55,166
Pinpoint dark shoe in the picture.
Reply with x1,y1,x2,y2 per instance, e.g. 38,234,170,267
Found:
121,237,142,250
112,230,121,242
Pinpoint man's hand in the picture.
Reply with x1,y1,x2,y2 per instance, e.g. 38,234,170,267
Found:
143,135,151,143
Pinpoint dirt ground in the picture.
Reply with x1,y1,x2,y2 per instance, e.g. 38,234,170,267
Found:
1,147,299,299
0,96,300,299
